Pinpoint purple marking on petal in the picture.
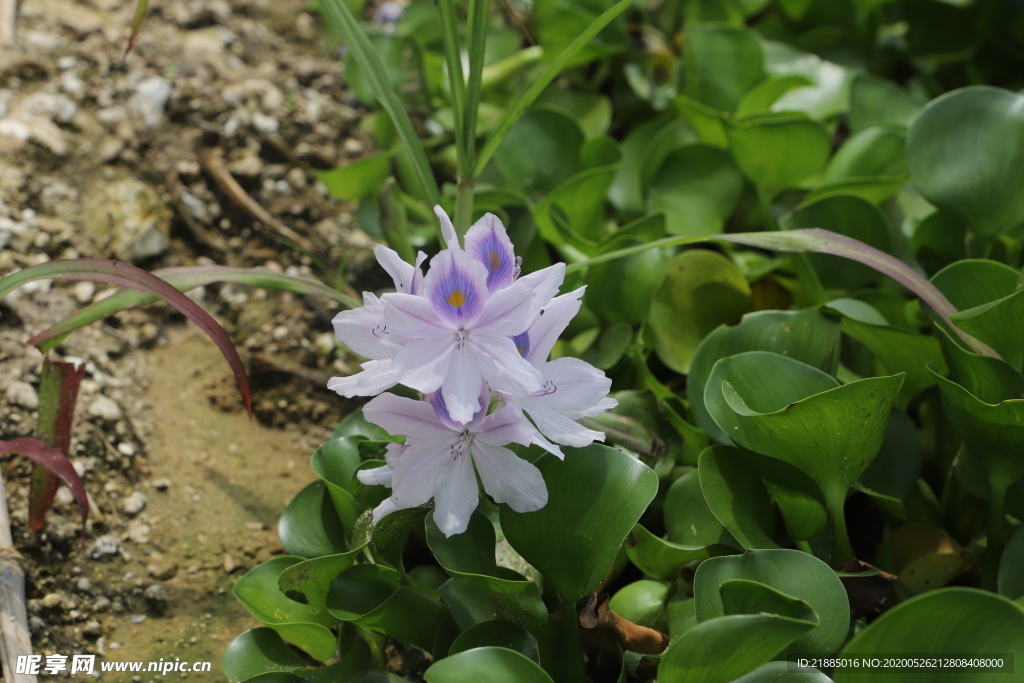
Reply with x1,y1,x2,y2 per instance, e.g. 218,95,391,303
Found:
512,331,530,359
466,214,517,291
427,250,485,323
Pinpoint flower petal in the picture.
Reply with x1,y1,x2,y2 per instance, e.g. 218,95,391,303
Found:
425,249,489,324
432,446,479,536
465,213,517,291
374,245,416,293
522,396,605,448
524,287,585,365
470,441,548,513
357,465,394,487
385,442,407,469
474,336,544,397
434,205,461,251
371,497,400,525
567,396,619,420
474,277,541,338
362,393,455,441
441,348,486,424
536,357,612,414
475,403,534,447
332,292,392,360
391,439,451,508
327,358,399,398
516,263,566,308
390,336,456,394
529,430,565,460
382,292,451,341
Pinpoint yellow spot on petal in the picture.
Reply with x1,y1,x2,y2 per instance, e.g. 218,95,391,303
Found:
517,345,525,356
489,250,502,271
446,289,466,307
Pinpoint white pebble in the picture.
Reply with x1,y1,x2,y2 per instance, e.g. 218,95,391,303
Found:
88,396,122,422
6,381,39,409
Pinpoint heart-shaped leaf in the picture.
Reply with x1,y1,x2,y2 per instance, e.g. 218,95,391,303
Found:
427,511,548,626
449,621,540,661
659,579,819,683
907,87,1024,245
647,145,744,236
221,627,370,683
278,481,347,559
664,470,738,548
610,580,671,632
501,445,658,602
698,446,778,549
836,588,1024,682
424,647,554,683
950,289,1024,372
494,107,584,195
233,557,339,662
849,75,925,133
687,310,841,443
648,249,752,374
824,126,906,182
683,26,766,112
726,113,832,198
327,563,447,654
277,545,367,609
694,549,849,654
626,524,734,581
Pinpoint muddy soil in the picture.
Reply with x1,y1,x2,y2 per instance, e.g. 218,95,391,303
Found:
0,0,384,679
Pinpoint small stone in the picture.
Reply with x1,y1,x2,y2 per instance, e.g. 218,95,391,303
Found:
223,555,236,574
121,491,147,516
147,562,177,581
117,442,136,457
252,112,279,134
143,584,168,614
128,520,151,544
41,593,63,609
75,577,92,592
28,616,47,634
286,167,307,190
314,332,336,356
93,596,111,612
150,478,171,491
87,396,122,422
128,77,172,129
82,620,102,638
56,487,75,505
129,614,147,625
88,534,119,558
73,280,96,304
6,381,39,409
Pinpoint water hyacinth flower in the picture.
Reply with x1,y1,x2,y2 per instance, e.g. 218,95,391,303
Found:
358,389,546,536
335,206,617,535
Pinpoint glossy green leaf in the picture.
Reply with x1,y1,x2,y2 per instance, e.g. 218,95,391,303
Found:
426,510,548,626
761,43,850,121
221,627,371,683
233,557,338,662
737,74,816,115
332,410,394,442
536,89,612,139
706,351,903,509
319,0,439,204
659,579,819,683
911,211,967,277
849,75,924,133
501,445,658,602
327,563,446,653
675,95,730,148
687,310,841,443
836,589,1024,682
310,438,361,539
368,506,429,571
734,661,833,682
534,165,618,246
781,194,891,290
609,580,670,631
667,595,698,639
824,126,906,182
585,215,671,324
649,249,752,374
684,26,766,111
315,153,391,202
907,87,1024,245
449,621,540,661
694,549,849,654
474,0,638,178
951,289,1024,371
277,545,366,610
752,453,829,542
999,527,1024,600
278,481,346,559
610,116,683,213
425,647,554,683
626,523,733,581
824,298,946,406
648,144,744,236
664,470,737,548
930,259,1020,313
494,107,584,195
726,113,832,198
698,446,778,549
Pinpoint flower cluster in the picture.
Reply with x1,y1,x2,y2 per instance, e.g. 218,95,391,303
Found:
330,207,616,536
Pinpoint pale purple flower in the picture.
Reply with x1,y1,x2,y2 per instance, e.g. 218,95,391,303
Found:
503,288,618,457
358,389,546,537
